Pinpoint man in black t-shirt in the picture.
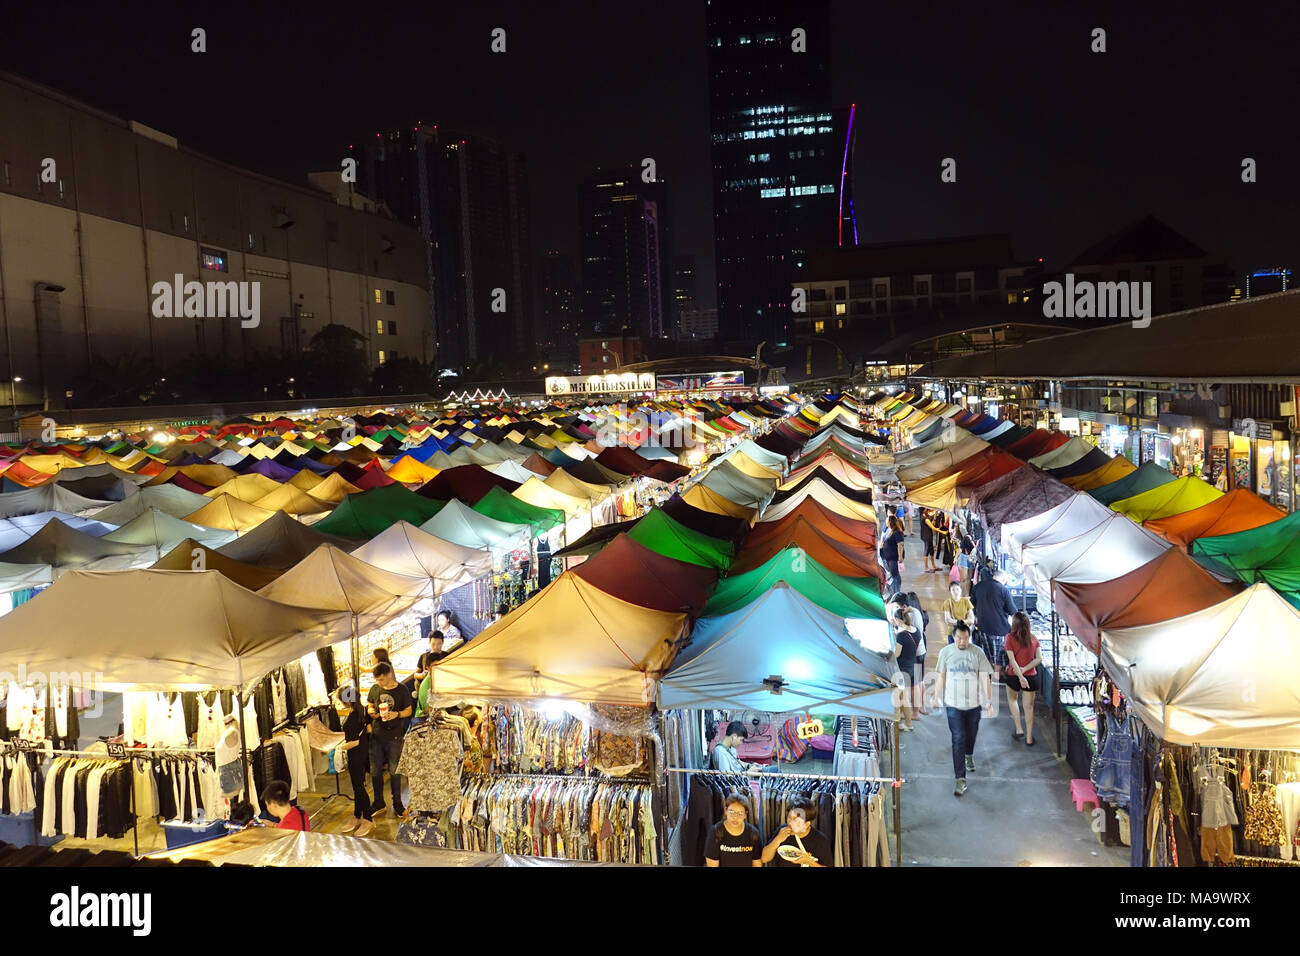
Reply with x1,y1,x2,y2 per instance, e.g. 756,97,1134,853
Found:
704,795,762,867
366,663,413,817
761,798,834,867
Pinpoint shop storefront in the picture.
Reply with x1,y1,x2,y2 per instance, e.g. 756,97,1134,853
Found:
1230,418,1292,510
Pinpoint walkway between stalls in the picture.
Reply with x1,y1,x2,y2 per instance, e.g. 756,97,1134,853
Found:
886,519,1128,866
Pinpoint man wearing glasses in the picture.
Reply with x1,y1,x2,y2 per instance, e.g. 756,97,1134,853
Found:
705,793,763,867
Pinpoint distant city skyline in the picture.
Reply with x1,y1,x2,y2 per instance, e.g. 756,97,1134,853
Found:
2,3,1297,328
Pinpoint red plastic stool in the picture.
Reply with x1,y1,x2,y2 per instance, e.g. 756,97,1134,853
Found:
1070,779,1098,812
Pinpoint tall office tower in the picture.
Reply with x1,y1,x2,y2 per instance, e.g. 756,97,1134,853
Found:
358,126,534,370
673,254,698,333
540,251,579,364
706,0,856,349
578,168,670,341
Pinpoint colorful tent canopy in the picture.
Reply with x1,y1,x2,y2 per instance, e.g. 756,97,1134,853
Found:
698,461,776,509
553,518,641,558
184,494,277,533
312,484,447,539
626,508,735,570
1144,489,1285,548
731,516,882,579
102,507,237,555
659,495,749,542
1109,476,1223,524
419,499,531,553
1027,436,1094,470
0,483,113,519
1191,510,1300,600
755,496,876,544
252,483,333,517
217,511,363,570
427,572,684,706
151,538,283,590
1053,548,1240,653
474,486,564,534
681,483,755,519
1060,453,1136,491
258,544,432,633
418,465,520,505
659,583,896,717
203,473,283,503
0,518,153,572
91,484,218,524
1101,584,1300,748
349,520,493,593
966,465,1075,542
307,472,364,503
704,547,885,619
570,534,718,614
1088,462,1177,506
0,569,350,692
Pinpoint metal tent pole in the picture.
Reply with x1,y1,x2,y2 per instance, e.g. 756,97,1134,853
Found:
892,719,902,867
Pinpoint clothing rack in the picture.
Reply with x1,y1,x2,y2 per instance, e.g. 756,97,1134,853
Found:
466,771,650,784
1233,853,1300,866
664,766,906,785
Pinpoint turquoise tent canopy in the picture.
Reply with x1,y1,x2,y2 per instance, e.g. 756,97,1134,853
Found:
1089,462,1177,506
703,547,886,619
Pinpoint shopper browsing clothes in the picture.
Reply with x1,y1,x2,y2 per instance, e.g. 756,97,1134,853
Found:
1003,612,1043,746
934,622,994,797
260,781,310,831
337,684,374,837
367,662,413,817
760,798,834,867
704,793,763,868
920,508,940,573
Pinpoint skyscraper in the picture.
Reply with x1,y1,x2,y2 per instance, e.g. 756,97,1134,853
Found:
578,168,669,342
673,254,698,315
706,0,855,349
540,251,579,365
357,126,534,370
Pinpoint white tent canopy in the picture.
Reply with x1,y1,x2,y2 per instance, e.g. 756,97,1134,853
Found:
0,570,350,691
92,485,216,524
349,521,493,594
1101,584,1300,749
1028,436,1094,470
419,499,530,553
258,544,432,634
1001,492,1114,564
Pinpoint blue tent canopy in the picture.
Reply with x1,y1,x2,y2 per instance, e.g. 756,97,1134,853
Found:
658,583,898,717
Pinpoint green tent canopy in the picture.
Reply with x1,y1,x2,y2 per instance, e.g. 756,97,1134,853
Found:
1088,462,1177,506
312,483,447,539
472,486,563,535
703,546,886,619
1191,509,1300,601
1109,476,1223,524
626,507,735,570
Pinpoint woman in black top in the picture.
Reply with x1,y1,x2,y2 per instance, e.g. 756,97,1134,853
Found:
704,794,762,868
892,606,918,732
337,685,373,837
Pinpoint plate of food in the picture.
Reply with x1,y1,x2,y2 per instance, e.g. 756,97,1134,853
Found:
777,844,805,863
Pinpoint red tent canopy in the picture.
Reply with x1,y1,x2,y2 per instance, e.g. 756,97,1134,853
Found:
570,533,718,614
595,447,655,477
732,516,882,579
757,496,877,544
417,464,520,504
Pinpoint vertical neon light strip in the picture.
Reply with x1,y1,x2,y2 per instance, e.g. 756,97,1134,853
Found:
838,103,856,247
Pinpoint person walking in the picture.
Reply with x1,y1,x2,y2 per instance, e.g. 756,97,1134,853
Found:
891,605,919,732
920,508,940,573
1003,612,1042,746
934,623,994,797
366,662,413,818
337,684,374,836
971,559,1017,675
942,582,975,643
879,515,906,596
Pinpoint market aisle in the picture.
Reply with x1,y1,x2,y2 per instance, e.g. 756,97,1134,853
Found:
887,523,1128,866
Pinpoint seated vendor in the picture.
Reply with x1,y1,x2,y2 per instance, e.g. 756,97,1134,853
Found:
712,721,763,773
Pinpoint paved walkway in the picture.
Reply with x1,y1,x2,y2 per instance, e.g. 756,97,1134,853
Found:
885,520,1128,866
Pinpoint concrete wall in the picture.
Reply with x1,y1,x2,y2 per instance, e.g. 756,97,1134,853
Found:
0,71,430,408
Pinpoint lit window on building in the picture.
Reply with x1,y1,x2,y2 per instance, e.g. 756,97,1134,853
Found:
378,350,387,364
814,320,825,333
376,319,384,334
200,247,228,272
835,303,846,315
374,289,382,304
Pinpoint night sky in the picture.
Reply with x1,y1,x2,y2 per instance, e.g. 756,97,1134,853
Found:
4,2,1298,310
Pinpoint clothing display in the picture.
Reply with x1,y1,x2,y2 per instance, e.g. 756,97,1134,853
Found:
39,756,134,839
1,753,39,816
1091,710,1135,808
396,712,473,813
491,704,587,774
445,774,659,863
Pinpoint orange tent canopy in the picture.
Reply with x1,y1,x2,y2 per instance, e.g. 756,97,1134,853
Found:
1052,548,1241,653
754,496,877,545
1144,488,1286,548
